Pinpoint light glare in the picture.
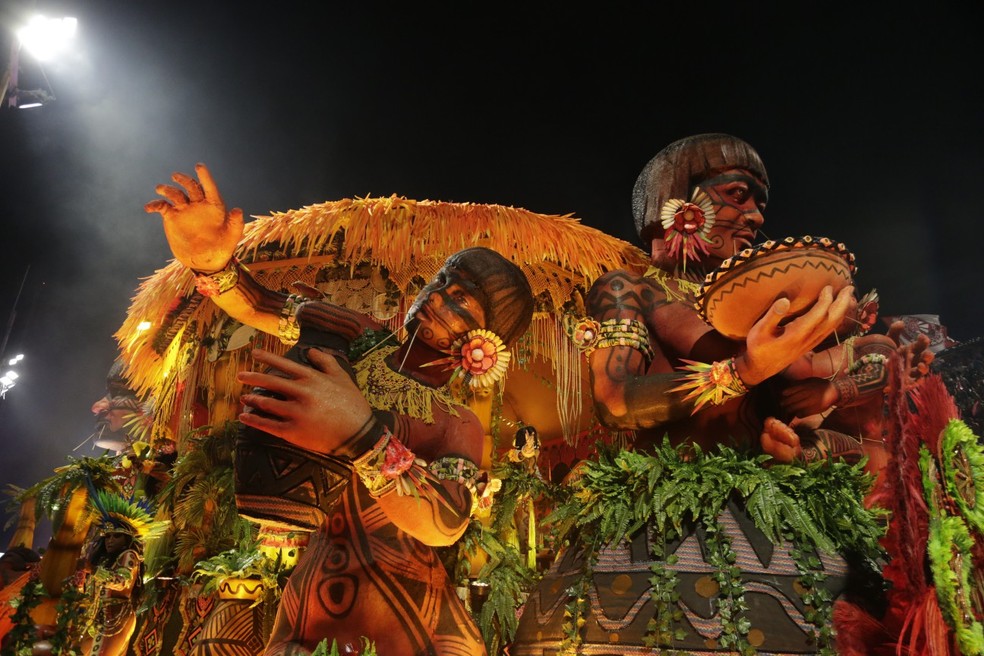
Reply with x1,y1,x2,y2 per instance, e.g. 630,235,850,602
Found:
17,15,78,62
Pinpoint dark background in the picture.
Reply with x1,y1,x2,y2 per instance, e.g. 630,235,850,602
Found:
1,2,982,548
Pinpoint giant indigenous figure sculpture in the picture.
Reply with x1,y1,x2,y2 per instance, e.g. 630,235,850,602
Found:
512,134,890,654
145,164,537,654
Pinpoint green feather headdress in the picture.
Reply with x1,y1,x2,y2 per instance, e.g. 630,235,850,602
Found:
87,488,169,545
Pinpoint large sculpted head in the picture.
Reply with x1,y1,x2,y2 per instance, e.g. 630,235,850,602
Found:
407,247,535,352
632,133,770,269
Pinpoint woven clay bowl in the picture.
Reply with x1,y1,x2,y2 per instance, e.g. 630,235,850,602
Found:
695,236,856,340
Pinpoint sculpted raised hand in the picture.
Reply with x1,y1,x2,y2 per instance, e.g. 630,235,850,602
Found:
144,162,244,273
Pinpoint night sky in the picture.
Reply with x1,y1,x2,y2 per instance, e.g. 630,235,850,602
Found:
1,2,982,547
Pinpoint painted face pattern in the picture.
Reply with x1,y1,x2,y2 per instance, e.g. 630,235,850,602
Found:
697,168,769,265
406,265,488,351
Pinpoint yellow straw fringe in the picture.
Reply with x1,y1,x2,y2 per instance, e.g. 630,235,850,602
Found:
115,197,649,446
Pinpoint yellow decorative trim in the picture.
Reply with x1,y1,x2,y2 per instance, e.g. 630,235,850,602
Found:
277,293,304,345
643,266,702,301
352,430,399,497
216,577,264,601
353,346,460,424
591,318,654,361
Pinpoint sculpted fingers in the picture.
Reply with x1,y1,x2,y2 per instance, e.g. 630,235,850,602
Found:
827,285,855,327
238,410,289,439
155,183,189,208
240,391,291,419
228,206,244,234
304,347,348,376
171,171,205,202
144,199,171,216
756,296,792,335
248,348,312,379
195,163,223,204
237,370,301,398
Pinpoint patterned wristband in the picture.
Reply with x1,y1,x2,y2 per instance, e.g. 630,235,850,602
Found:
833,375,859,405
670,357,749,414
194,259,240,297
278,293,304,345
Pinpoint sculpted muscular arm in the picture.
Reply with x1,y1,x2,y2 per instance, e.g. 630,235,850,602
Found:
585,271,692,430
371,410,481,545
238,349,475,546
586,270,855,431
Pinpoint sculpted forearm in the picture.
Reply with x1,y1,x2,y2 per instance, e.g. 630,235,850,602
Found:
594,372,692,430
590,347,691,431
211,268,286,336
376,478,471,546
367,412,475,546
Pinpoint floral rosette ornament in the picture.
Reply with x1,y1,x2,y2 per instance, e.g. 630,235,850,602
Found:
659,188,717,268
453,329,511,388
565,315,602,353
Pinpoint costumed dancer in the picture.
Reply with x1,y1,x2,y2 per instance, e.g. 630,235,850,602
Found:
80,490,166,656
145,164,535,655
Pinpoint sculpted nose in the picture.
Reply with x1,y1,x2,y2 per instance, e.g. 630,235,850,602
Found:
91,397,110,415
745,208,765,231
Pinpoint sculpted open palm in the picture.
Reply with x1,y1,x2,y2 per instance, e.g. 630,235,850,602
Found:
144,162,243,273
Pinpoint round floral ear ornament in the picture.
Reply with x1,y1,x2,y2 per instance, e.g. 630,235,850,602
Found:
659,188,717,269
424,328,511,388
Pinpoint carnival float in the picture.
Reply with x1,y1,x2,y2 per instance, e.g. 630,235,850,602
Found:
2,192,983,655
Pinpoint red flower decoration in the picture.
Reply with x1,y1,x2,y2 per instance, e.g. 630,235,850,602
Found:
434,329,511,388
858,300,879,333
570,317,601,351
671,202,707,234
381,438,415,479
659,189,717,268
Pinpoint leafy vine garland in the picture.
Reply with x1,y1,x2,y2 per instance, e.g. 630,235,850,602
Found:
546,440,888,654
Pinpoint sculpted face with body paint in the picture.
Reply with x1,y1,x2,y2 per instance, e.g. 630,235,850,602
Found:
698,168,768,266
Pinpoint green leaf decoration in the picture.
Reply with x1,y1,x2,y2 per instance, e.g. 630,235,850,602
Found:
547,439,886,653
939,418,984,534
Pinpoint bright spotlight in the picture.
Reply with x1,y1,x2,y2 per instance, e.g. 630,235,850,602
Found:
17,15,78,62
4,371,19,381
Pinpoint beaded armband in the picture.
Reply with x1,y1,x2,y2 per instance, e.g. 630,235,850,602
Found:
351,427,415,498
847,353,889,374
278,293,304,345
670,357,749,414
568,316,654,361
429,457,479,493
194,258,240,297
